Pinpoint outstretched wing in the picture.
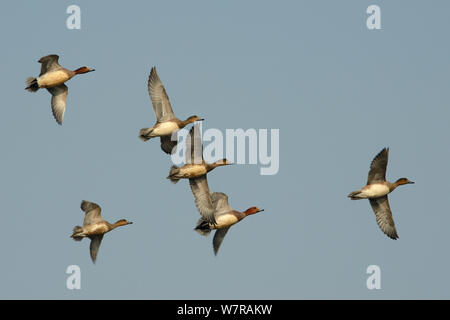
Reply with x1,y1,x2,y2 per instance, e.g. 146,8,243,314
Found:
189,175,216,225
39,54,61,75
147,67,175,122
81,200,103,226
186,123,203,164
47,84,68,125
160,135,178,155
211,192,232,216
369,196,399,240
89,235,104,263
213,227,230,255
367,148,389,184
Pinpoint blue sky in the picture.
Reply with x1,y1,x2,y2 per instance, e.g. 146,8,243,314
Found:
1,1,450,299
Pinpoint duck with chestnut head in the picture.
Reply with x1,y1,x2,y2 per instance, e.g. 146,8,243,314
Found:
189,172,263,255
25,54,95,125
167,124,233,183
139,67,204,155
71,200,132,263
348,148,414,240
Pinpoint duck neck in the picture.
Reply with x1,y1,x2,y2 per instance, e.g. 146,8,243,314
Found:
73,67,91,75
388,182,398,192
206,161,225,172
180,117,196,128
243,208,256,216
390,179,406,191
110,220,126,230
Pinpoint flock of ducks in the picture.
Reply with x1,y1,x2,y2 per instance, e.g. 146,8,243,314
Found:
25,55,263,262
25,55,414,263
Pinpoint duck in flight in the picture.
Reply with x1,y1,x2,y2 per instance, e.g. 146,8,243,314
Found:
139,67,203,154
25,54,95,125
167,123,233,184
190,172,263,255
348,148,414,239
71,200,133,263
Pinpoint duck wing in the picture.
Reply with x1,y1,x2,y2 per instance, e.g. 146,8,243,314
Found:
211,192,233,216
47,84,68,125
369,195,399,240
186,123,203,164
89,235,104,263
160,135,178,155
367,147,389,184
189,175,216,225
213,227,230,255
147,67,175,122
38,54,62,75
81,200,103,226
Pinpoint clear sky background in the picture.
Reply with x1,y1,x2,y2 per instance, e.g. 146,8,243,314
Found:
1,1,450,299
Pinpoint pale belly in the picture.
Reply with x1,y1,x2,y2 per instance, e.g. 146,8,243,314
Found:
84,224,109,236
179,165,207,178
152,122,179,136
213,214,239,229
361,183,390,198
37,70,71,88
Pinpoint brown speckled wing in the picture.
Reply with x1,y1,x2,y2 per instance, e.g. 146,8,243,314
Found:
369,196,399,240
367,148,389,184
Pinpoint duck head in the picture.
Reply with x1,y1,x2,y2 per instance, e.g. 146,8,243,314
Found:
395,177,415,186
74,66,95,74
186,115,204,123
244,206,264,216
113,219,133,227
213,158,233,167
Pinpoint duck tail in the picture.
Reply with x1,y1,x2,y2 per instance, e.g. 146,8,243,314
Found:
348,190,363,200
71,226,84,241
139,128,154,141
167,165,180,184
25,77,39,92
194,218,211,236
